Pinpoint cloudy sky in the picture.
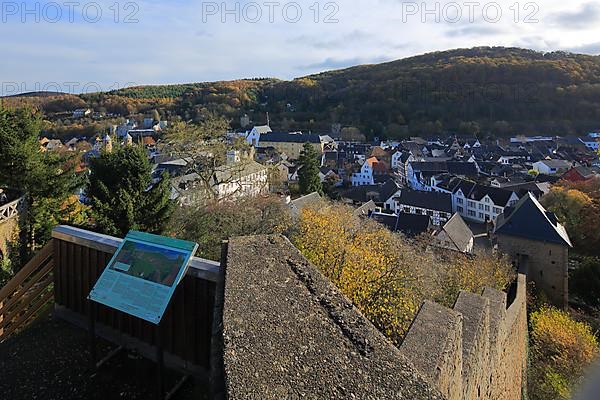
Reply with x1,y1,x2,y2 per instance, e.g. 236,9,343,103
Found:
1,0,599,94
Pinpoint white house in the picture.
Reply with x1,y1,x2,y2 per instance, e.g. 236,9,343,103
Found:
117,119,137,138
351,157,388,186
73,108,92,118
391,151,404,170
172,159,269,205
352,158,375,186
245,125,272,147
452,183,519,223
532,160,572,175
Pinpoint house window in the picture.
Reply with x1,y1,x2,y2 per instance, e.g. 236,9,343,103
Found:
485,205,490,212
457,198,463,204
457,206,464,212
479,212,484,219
468,210,476,217
494,207,502,214
468,201,476,208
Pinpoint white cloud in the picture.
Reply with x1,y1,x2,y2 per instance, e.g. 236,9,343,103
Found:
1,0,598,92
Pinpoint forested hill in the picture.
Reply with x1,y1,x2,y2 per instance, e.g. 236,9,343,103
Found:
6,47,600,138
260,47,600,138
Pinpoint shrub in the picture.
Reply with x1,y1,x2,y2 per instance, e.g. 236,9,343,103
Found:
529,306,599,400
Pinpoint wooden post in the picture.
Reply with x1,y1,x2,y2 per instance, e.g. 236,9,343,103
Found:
156,323,164,400
89,299,97,368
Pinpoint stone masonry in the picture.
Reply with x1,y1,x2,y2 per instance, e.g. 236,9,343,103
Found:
400,274,528,400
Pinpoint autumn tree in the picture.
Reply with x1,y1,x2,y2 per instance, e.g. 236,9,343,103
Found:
87,145,174,237
293,204,515,344
542,181,600,255
162,114,259,201
529,306,599,400
297,143,323,195
169,196,292,261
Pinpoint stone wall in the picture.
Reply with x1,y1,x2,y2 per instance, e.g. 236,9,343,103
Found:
400,274,528,400
496,234,568,307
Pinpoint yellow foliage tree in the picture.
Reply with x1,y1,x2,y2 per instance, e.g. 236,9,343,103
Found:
529,306,599,400
294,204,515,345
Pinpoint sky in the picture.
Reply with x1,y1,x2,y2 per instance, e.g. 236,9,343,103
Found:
1,0,600,94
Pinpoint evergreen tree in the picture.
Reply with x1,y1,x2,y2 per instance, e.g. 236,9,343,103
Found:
87,145,174,237
0,106,84,261
297,142,323,195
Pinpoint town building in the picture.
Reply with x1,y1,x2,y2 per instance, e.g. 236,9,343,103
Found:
494,193,572,307
351,157,388,186
433,177,520,223
258,131,329,160
433,213,474,253
532,159,572,175
369,211,432,236
384,189,453,226
562,166,596,182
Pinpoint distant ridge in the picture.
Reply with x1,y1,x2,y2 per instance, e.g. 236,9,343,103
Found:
5,47,600,137
3,91,69,98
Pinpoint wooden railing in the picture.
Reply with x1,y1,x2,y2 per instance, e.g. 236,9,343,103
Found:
51,225,222,375
0,196,24,223
0,225,223,378
0,241,54,342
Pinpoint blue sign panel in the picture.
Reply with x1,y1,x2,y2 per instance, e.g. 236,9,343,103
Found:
89,231,198,324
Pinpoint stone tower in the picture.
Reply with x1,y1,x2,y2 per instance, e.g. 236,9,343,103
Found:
103,134,113,153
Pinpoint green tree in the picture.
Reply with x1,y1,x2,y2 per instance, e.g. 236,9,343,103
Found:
570,257,600,308
87,146,174,237
297,142,323,195
0,106,83,261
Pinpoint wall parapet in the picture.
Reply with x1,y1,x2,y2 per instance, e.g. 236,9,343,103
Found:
400,274,527,400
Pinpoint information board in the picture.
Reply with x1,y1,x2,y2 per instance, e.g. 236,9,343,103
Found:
88,231,198,324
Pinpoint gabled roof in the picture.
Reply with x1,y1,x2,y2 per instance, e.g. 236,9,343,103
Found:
289,192,323,215
494,193,572,247
261,132,322,144
438,213,474,252
252,125,272,134
449,177,517,206
394,190,452,213
535,159,571,169
567,166,595,179
340,179,399,204
370,212,431,236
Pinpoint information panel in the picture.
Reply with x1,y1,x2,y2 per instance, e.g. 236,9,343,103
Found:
88,231,198,324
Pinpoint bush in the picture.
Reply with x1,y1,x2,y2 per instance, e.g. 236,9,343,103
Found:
169,196,292,261
529,306,599,400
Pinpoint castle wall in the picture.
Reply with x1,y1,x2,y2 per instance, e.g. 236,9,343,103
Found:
400,274,527,400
